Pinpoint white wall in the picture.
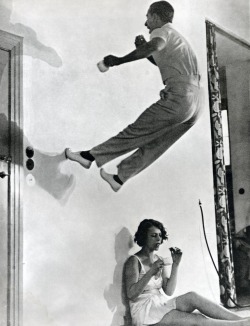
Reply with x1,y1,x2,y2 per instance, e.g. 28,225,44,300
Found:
0,0,249,325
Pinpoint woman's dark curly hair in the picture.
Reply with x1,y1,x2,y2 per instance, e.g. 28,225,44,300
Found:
134,219,168,247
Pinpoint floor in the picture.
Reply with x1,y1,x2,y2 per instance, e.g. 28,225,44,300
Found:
237,293,250,306
233,307,250,319
231,292,250,318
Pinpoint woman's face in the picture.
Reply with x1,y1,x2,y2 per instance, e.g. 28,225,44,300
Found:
145,226,163,250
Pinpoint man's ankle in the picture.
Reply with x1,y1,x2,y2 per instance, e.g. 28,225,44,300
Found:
80,151,95,162
113,175,123,185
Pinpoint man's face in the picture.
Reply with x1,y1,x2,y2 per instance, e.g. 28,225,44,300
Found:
145,9,157,33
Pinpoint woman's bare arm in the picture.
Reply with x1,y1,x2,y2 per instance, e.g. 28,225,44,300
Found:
162,249,182,296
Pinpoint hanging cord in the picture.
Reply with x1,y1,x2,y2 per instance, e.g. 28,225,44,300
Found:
199,200,250,308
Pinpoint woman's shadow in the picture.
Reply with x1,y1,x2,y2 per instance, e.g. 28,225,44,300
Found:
0,113,75,205
104,227,134,326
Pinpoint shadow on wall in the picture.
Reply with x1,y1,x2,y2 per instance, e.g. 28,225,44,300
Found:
0,0,62,67
0,113,75,204
104,227,134,326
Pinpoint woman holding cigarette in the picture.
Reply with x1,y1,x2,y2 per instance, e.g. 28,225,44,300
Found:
124,219,249,326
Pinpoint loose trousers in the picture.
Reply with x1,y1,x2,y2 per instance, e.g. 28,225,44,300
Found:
90,75,203,183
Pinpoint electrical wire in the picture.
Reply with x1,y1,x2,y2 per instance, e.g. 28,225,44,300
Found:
199,226,218,302
199,199,250,309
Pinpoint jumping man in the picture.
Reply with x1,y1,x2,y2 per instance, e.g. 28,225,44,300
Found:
65,1,202,192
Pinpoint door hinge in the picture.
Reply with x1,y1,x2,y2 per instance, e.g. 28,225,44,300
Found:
0,171,10,179
0,155,12,163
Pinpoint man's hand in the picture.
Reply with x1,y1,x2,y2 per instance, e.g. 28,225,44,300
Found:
160,89,168,100
135,35,147,48
135,35,157,66
103,55,122,67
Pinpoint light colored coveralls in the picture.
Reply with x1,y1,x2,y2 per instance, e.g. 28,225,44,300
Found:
91,23,202,182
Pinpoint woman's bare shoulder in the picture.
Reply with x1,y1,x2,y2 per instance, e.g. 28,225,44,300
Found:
125,255,140,268
124,255,141,275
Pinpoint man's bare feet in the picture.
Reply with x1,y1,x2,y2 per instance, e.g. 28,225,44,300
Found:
100,168,122,192
65,148,92,169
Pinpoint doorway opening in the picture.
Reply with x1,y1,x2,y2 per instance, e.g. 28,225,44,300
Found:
206,21,250,307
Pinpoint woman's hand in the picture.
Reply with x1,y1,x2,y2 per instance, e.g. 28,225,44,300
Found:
170,247,183,266
150,258,164,276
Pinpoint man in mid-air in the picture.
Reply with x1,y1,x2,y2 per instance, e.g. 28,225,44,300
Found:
65,1,202,192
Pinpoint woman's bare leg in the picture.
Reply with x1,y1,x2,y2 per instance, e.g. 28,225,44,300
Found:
155,310,249,326
176,292,242,320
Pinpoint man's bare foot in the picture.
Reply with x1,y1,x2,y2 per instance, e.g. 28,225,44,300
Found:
100,168,122,192
65,148,92,169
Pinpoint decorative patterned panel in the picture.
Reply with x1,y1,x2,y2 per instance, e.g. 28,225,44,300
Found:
206,21,237,307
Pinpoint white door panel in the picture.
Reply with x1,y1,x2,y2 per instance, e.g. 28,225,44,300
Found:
0,30,22,326
0,47,10,326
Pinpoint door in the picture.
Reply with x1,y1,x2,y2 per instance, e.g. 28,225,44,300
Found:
206,21,250,307
0,47,11,326
0,31,23,326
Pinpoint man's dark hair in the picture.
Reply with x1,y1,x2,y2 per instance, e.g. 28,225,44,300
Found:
134,219,168,247
149,1,174,23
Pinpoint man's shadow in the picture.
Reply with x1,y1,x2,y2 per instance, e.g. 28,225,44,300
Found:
0,0,62,67
0,1,73,203
104,227,134,326
0,113,75,205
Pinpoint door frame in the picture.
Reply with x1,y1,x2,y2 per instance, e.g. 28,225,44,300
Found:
206,20,250,306
0,29,23,326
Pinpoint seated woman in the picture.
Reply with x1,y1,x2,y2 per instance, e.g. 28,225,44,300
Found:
124,219,250,326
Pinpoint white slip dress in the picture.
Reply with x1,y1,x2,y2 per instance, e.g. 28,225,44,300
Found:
129,255,176,326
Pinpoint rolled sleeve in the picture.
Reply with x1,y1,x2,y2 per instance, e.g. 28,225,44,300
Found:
150,28,168,43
